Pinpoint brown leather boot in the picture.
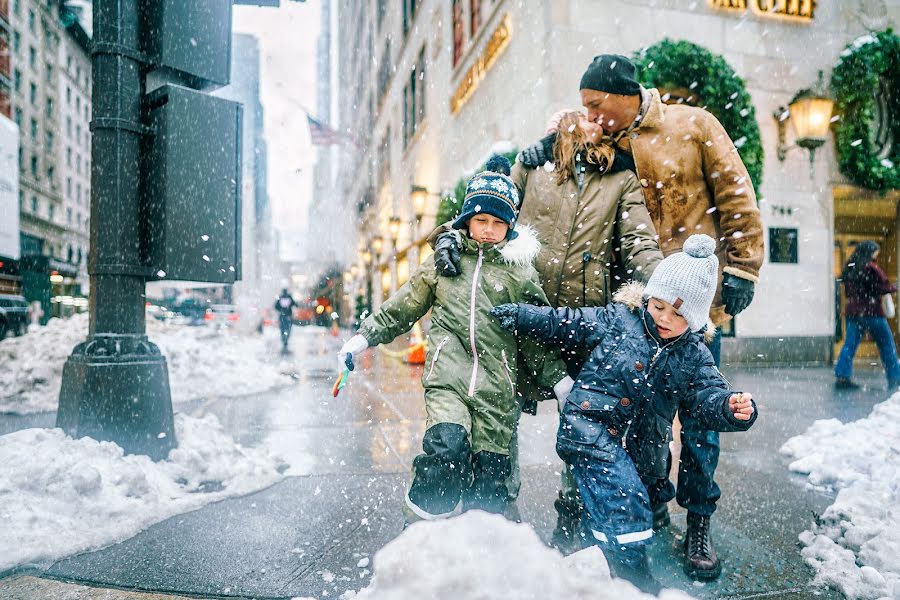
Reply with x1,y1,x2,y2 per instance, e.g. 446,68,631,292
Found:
684,512,721,580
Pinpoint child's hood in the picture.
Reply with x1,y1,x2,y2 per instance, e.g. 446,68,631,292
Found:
614,281,717,344
454,224,541,269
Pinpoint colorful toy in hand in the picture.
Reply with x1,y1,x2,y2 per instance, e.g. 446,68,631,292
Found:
331,352,354,397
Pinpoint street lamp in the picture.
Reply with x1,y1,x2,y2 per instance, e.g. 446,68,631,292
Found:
388,217,403,244
350,264,359,277
411,185,429,221
774,71,834,177
372,235,384,261
361,249,373,265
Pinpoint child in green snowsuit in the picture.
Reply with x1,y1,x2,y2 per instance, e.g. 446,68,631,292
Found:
338,156,573,519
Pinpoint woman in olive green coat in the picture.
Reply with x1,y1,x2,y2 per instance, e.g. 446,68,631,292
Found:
339,159,571,520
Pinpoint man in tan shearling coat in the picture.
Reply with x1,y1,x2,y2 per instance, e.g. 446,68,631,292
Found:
506,54,764,580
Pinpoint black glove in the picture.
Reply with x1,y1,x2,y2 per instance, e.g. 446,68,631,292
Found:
433,231,462,277
490,304,519,331
518,133,557,168
721,273,755,316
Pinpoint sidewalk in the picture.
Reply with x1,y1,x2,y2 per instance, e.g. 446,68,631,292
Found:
2,328,892,599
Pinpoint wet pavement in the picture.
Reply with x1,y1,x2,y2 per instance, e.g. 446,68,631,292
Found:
3,326,893,599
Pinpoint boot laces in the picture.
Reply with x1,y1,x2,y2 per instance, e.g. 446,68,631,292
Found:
689,516,711,558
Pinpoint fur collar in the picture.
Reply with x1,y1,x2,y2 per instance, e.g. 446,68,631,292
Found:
453,225,541,268
614,281,717,343
637,88,666,130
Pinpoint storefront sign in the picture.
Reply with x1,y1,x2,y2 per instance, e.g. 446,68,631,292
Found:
450,14,512,115
769,228,799,263
708,0,816,21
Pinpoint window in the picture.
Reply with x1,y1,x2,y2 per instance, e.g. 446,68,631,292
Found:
31,196,38,213
402,0,420,36
75,96,80,112
48,203,54,222
13,107,22,127
66,55,72,72
29,82,36,105
13,31,20,53
45,97,53,118
67,208,72,224
76,154,81,175
29,117,37,139
403,48,426,148
452,0,464,66
66,176,72,197
45,62,53,84
377,0,387,30
66,147,72,167
76,124,81,144
30,155,38,178
66,86,71,104
76,183,81,204
376,40,392,104
47,165,54,186
77,212,82,227
66,116,72,137
12,0,19,16
28,46,36,69
45,130,53,152
28,9,36,33
470,0,481,37
13,69,21,92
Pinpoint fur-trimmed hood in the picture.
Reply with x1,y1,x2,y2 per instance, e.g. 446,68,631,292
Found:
613,280,717,343
452,224,541,269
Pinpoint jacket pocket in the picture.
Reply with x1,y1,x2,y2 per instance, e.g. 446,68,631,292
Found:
501,350,515,396
426,337,449,381
630,412,674,479
556,389,620,463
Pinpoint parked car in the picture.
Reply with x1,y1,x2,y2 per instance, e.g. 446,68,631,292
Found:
0,294,31,340
204,304,240,329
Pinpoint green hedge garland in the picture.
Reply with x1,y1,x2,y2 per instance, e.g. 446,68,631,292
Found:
632,39,764,199
435,148,519,225
831,29,900,191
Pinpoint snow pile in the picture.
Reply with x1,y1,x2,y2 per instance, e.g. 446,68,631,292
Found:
0,314,295,414
0,413,287,572
346,511,692,600
780,393,900,599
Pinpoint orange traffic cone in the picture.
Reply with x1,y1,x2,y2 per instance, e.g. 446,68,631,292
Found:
331,320,339,337
406,322,426,365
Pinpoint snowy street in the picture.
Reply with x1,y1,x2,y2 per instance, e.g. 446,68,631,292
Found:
2,324,895,599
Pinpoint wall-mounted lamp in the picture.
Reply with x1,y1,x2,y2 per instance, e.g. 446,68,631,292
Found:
774,71,834,178
372,235,385,259
350,264,359,278
361,250,373,265
388,217,403,243
411,185,429,221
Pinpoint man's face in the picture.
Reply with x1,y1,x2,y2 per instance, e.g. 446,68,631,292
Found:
580,89,638,134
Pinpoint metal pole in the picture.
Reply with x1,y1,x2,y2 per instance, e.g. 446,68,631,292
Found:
56,0,176,460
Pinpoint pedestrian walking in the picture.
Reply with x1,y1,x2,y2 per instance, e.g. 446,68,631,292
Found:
490,234,758,593
275,289,297,352
338,157,571,520
834,240,900,389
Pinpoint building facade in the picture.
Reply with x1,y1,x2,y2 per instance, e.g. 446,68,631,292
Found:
335,0,900,364
7,0,90,320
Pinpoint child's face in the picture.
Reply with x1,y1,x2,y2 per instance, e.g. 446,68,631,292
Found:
468,214,509,244
647,297,690,339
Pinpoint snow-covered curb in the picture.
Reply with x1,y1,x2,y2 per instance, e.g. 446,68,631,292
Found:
780,393,900,599
342,511,693,600
0,413,287,572
0,313,296,415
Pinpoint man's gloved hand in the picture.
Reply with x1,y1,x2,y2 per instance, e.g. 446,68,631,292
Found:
490,304,519,331
337,334,369,372
518,133,557,168
721,273,755,316
433,232,462,277
553,376,575,413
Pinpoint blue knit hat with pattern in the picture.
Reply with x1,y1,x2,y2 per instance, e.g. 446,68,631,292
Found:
452,155,521,240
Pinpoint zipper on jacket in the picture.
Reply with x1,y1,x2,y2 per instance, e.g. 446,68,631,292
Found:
501,350,515,395
426,337,449,381
467,247,485,397
581,251,592,306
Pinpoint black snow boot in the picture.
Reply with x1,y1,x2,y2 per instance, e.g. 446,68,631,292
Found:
408,423,472,517
835,377,860,389
684,512,721,580
463,451,512,514
550,492,584,555
651,501,670,530
608,550,662,595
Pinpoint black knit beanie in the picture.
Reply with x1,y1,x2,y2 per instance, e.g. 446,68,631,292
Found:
579,54,641,96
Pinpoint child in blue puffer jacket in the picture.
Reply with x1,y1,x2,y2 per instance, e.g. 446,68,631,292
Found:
490,234,757,593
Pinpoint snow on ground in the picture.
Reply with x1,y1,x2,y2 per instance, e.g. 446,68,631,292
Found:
780,392,900,600
0,412,287,572
0,313,296,414
343,511,693,600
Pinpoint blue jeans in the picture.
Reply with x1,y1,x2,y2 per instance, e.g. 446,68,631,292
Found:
648,328,722,516
835,316,900,383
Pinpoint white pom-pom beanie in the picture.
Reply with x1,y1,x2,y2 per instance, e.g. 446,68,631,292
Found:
643,234,719,332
